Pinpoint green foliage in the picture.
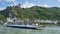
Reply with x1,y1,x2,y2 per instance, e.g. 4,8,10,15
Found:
0,5,60,20
0,14,4,20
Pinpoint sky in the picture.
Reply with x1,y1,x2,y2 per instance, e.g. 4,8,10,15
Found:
0,0,60,10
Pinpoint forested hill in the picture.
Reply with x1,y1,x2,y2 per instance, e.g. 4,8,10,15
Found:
0,5,60,20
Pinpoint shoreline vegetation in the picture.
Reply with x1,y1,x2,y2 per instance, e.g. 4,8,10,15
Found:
0,3,60,25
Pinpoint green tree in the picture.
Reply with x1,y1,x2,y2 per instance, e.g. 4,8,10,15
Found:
0,14,4,20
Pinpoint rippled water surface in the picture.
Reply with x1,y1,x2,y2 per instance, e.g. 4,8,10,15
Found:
0,25,60,34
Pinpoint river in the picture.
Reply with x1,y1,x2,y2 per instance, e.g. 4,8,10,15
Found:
0,25,60,34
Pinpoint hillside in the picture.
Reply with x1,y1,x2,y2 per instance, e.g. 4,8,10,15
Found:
0,5,60,20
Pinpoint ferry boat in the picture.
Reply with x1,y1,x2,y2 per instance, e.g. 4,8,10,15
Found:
6,24,38,29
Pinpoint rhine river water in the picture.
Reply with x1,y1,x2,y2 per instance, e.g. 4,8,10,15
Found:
0,25,60,34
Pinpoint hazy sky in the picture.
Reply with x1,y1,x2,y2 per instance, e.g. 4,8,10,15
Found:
0,0,60,10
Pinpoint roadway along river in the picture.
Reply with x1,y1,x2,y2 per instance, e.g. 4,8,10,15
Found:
0,25,60,34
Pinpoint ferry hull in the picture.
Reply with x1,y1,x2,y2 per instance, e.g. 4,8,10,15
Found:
6,25,37,29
